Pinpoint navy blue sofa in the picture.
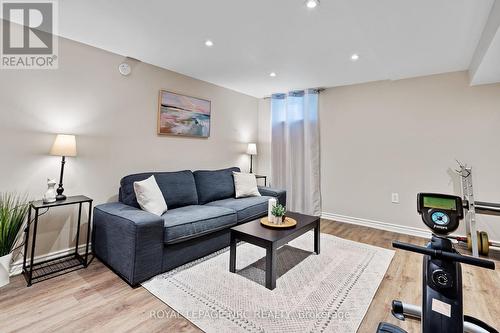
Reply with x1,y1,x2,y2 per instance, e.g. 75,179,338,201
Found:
92,167,286,286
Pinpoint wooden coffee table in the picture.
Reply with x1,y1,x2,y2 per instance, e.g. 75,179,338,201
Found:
229,211,320,290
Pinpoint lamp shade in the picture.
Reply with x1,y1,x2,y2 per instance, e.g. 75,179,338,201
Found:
246,143,257,155
50,134,77,157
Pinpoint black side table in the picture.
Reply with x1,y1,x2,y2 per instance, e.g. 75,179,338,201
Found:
255,174,267,186
22,195,93,286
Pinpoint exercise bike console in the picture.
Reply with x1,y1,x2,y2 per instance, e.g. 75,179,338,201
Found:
377,193,497,333
417,193,463,235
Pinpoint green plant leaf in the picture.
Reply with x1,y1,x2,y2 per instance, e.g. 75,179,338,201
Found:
271,203,286,217
0,193,29,257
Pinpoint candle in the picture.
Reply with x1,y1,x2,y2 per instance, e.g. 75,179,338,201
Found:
268,198,276,221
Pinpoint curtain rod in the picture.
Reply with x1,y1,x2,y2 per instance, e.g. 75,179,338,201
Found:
262,88,325,100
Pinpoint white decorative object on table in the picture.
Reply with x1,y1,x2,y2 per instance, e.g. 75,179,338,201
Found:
268,198,277,222
43,178,57,204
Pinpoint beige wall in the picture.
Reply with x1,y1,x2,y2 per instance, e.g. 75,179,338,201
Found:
320,71,500,239
257,99,272,185
0,31,258,261
257,71,500,239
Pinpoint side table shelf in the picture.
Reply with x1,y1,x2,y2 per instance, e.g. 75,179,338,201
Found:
22,195,93,286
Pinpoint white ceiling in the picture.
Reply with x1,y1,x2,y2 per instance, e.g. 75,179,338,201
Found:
54,0,497,97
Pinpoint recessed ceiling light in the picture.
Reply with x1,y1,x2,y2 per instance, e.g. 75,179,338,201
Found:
269,72,277,77
305,0,319,9
205,40,214,47
350,54,360,61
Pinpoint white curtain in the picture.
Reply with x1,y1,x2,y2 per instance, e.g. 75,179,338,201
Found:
271,90,321,216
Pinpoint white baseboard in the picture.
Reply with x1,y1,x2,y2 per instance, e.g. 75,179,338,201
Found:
9,243,91,276
321,212,432,239
321,212,500,251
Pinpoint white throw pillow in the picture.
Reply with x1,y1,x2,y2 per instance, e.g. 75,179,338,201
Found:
233,172,261,198
133,175,168,216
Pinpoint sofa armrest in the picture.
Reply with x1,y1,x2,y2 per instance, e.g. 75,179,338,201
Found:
92,202,164,286
258,186,286,206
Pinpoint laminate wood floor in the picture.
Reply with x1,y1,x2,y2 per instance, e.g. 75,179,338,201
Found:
1,219,498,333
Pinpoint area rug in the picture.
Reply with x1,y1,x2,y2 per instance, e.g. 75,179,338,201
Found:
142,232,394,333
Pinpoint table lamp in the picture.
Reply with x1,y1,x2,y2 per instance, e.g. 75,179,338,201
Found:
246,143,257,173
50,134,77,201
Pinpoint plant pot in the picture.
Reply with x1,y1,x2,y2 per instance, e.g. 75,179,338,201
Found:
272,215,283,225
0,253,12,288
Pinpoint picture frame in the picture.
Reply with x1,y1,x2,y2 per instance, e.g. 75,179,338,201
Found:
157,90,211,138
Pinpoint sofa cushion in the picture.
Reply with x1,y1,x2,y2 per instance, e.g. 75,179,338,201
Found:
162,205,237,244
233,172,261,198
133,175,168,216
193,167,240,204
206,196,272,223
120,170,198,210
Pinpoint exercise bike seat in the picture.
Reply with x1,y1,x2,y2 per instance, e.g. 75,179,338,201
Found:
376,322,408,333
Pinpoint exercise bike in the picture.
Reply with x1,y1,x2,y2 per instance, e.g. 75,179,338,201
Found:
377,193,498,333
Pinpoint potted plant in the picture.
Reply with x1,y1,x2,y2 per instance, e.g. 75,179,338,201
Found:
0,193,29,288
271,204,286,225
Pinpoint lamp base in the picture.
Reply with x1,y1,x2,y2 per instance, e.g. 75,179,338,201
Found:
56,156,67,201
56,194,66,201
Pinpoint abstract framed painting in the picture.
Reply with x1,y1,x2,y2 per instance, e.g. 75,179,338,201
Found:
157,90,211,138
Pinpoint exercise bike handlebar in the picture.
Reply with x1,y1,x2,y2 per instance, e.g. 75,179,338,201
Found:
392,241,496,270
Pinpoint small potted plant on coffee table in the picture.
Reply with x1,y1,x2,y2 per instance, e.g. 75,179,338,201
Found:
271,204,286,225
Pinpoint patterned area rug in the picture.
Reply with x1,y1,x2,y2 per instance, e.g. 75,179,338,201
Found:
142,232,394,333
